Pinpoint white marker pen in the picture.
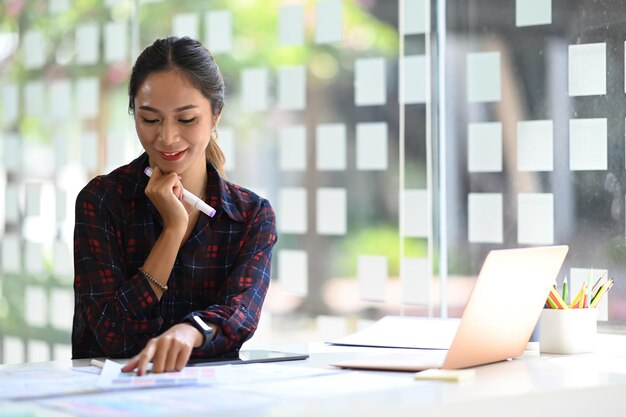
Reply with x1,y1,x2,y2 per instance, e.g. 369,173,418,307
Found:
144,167,216,218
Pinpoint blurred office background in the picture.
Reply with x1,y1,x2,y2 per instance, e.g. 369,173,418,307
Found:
0,0,624,363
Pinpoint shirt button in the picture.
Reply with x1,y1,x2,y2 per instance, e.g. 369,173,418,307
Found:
241,306,248,313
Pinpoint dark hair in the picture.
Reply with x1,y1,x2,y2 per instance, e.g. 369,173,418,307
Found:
128,36,226,176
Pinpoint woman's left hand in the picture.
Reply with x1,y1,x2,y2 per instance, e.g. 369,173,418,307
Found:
121,323,203,375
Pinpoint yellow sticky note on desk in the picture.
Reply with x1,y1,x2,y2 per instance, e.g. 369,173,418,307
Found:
414,368,476,382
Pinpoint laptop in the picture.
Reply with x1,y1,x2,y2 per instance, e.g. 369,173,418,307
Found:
332,245,569,372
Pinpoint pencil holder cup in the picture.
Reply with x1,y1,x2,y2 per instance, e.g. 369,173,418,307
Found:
539,308,597,354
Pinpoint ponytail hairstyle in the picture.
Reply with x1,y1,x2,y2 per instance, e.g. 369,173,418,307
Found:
128,36,227,177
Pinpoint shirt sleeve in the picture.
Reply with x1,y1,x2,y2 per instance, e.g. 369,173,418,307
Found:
73,181,163,358
191,198,277,357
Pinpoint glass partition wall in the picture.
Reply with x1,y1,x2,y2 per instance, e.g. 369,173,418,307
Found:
0,0,623,364
444,0,625,327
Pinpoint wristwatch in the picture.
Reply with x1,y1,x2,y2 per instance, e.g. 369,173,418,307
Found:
183,312,215,350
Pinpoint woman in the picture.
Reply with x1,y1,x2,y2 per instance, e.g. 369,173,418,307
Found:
72,36,277,375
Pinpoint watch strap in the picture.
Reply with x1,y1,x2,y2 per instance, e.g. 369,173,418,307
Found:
183,312,215,350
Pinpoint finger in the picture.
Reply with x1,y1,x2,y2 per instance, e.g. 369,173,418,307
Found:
151,337,171,374
121,356,140,373
152,166,163,179
164,342,181,372
136,340,157,376
175,343,193,371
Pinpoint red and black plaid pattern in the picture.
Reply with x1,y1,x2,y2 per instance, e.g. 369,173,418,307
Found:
72,153,277,359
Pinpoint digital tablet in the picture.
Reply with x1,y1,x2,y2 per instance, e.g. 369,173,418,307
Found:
187,349,309,366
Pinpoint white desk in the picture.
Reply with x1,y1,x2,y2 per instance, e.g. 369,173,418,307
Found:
2,334,626,417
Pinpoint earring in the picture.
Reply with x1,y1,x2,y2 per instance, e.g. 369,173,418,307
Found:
211,126,218,140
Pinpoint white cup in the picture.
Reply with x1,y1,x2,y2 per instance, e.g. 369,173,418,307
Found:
539,308,597,354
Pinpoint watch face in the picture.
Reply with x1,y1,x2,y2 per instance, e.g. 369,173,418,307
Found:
192,314,212,332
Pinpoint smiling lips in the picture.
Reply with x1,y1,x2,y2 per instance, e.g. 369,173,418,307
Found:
159,149,187,161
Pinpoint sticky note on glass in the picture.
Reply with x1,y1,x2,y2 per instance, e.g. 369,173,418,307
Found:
279,4,305,46
279,249,308,297
315,0,343,44
206,10,232,53
76,23,100,65
105,21,128,63
172,13,199,40
414,368,475,382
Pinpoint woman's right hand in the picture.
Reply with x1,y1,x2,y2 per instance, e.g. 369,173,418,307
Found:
144,166,189,233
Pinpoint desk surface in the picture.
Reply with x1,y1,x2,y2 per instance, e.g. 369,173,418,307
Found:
2,334,626,417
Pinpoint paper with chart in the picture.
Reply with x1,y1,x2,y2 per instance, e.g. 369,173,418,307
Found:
0,365,100,400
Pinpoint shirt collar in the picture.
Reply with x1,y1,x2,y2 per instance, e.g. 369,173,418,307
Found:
119,153,245,223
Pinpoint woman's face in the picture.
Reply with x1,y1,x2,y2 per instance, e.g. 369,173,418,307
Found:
134,69,219,175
